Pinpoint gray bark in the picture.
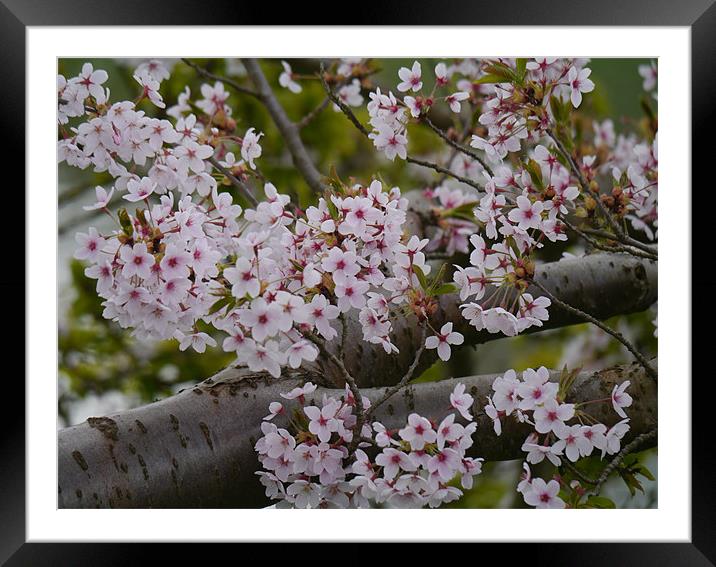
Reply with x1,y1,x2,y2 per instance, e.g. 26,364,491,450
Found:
58,360,656,508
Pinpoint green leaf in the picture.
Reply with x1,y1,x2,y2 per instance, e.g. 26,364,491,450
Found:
515,58,528,82
550,95,569,124
525,158,544,190
325,194,339,220
557,365,582,401
323,165,346,196
431,283,458,296
208,295,233,316
412,264,429,290
474,74,511,85
583,495,616,509
442,201,478,221
483,62,516,81
635,464,656,482
117,208,133,237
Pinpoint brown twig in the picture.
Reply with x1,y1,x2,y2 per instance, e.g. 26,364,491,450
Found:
303,332,365,449
181,58,260,100
422,116,494,177
364,322,428,422
321,72,484,192
297,96,332,129
561,216,658,261
594,429,658,495
531,279,657,381
208,156,259,207
546,127,656,257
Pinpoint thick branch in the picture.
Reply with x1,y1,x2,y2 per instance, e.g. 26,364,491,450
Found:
242,59,325,194
331,252,657,388
58,360,656,508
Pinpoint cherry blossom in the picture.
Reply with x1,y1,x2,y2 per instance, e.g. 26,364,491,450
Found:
450,382,474,420
278,61,302,93
83,185,114,211
523,477,565,509
567,66,595,108
255,382,480,508
425,323,465,362
73,227,106,263
611,381,633,419
399,414,437,450
638,61,658,91
397,61,423,93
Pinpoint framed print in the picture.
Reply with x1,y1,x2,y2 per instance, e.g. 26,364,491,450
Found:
5,0,712,561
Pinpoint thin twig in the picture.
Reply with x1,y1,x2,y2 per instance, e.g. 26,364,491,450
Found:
297,96,332,129
303,332,365,449
405,156,484,192
319,69,370,137
208,156,259,207
531,279,657,381
546,127,656,257
422,116,493,177
594,429,658,495
298,70,355,129
181,58,260,100
321,73,484,192
561,216,658,261
364,322,428,422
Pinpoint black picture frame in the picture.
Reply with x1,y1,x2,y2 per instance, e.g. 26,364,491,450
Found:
6,0,711,562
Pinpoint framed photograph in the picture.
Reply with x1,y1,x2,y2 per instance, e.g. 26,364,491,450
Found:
7,0,711,561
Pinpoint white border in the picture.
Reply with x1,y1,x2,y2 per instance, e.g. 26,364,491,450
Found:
29,26,690,542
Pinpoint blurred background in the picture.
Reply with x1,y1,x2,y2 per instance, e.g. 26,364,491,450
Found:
58,57,657,508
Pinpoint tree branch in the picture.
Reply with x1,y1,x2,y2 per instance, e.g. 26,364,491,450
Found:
58,359,656,508
208,156,259,207
242,59,326,194
321,77,484,191
530,278,657,381
421,116,494,177
180,58,260,100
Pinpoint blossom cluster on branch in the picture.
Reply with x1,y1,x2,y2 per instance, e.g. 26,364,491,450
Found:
255,382,482,508
485,366,633,508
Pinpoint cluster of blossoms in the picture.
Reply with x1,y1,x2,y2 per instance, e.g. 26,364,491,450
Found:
255,382,482,508
483,366,633,508
449,145,586,336
587,121,658,241
65,60,474,379
469,58,593,163
366,62,470,161
422,184,480,255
